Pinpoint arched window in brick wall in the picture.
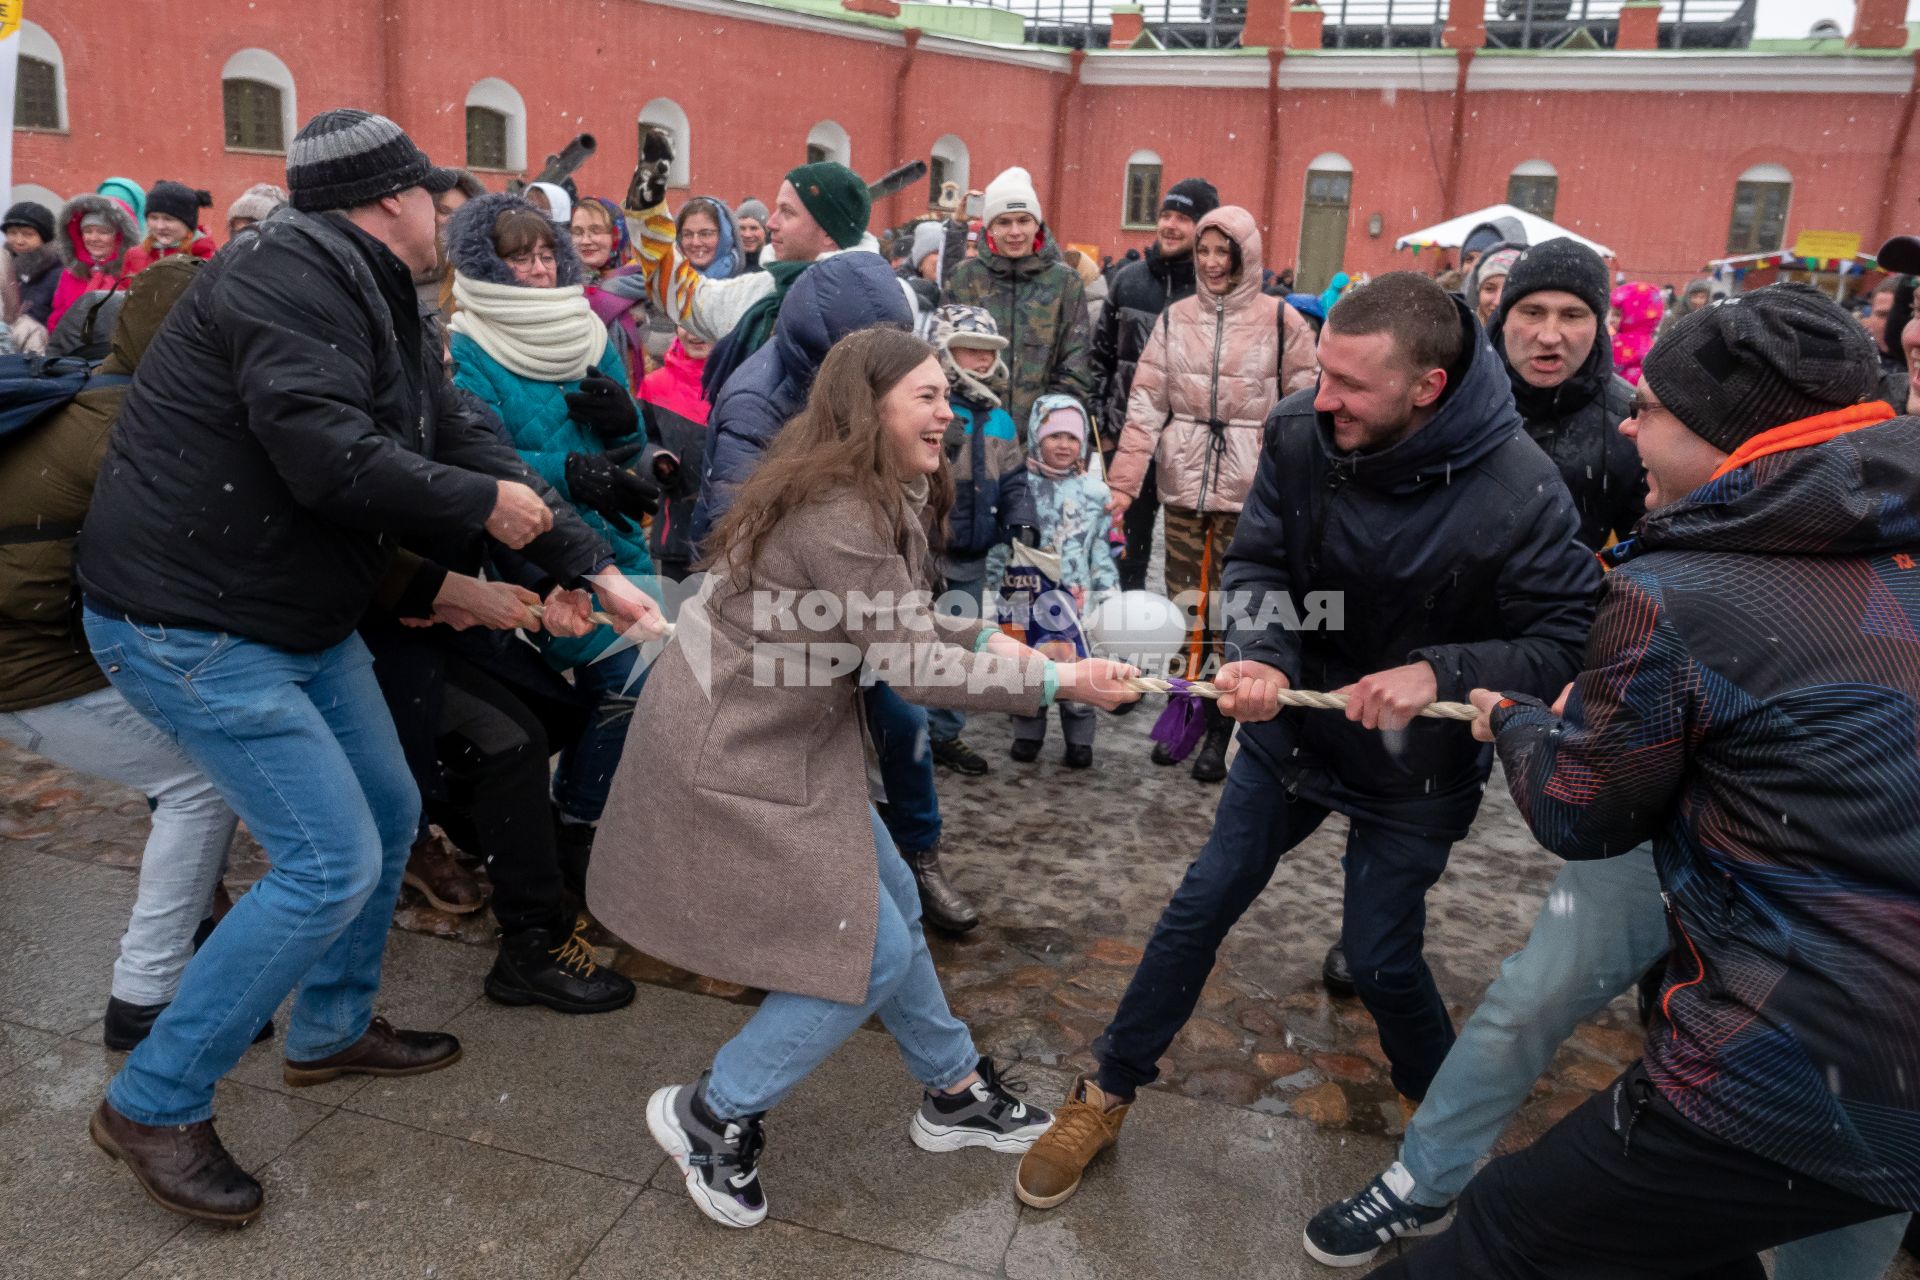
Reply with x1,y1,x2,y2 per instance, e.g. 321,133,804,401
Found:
1123,150,1161,229
639,99,692,189
15,22,65,132
930,135,969,210
222,49,296,154
1507,159,1557,220
10,184,64,217
1726,163,1792,256
807,120,851,169
466,78,527,173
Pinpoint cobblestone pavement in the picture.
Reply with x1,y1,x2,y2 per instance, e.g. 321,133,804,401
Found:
2,689,1641,1158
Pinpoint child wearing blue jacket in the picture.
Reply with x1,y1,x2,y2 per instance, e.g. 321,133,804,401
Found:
925,305,1037,776
986,395,1119,768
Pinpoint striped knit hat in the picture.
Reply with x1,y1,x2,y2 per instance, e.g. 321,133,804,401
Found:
286,109,457,213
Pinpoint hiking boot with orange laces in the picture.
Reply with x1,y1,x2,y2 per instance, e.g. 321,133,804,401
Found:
1015,1075,1131,1208
485,918,635,1015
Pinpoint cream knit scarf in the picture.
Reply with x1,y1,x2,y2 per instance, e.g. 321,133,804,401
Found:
448,274,608,383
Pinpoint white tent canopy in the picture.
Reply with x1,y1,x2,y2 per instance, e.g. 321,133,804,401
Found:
1394,204,1614,259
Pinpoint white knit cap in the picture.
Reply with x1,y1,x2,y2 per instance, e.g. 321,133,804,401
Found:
982,166,1042,229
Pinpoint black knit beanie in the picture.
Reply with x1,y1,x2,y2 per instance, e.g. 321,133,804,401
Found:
1161,178,1220,222
1494,237,1611,330
145,181,210,228
286,109,457,213
2,200,54,242
1642,283,1881,453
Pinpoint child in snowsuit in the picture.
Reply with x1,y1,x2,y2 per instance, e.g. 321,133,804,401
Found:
925,305,1037,775
986,394,1118,768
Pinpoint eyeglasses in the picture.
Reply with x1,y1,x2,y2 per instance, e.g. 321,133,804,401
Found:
505,249,557,269
679,228,720,243
1627,395,1667,419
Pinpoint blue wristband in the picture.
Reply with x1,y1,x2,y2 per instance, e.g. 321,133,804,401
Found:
1041,660,1060,708
973,626,997,653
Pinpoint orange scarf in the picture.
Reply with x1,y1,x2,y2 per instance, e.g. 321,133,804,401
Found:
1707,401,1896,482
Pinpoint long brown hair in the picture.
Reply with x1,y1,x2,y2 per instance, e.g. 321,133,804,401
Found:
704,325,953,585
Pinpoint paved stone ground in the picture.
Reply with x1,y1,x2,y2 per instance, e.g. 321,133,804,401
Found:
4,716,1916,1278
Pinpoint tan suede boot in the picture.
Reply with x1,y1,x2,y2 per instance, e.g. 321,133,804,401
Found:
1015,1076,1131,1209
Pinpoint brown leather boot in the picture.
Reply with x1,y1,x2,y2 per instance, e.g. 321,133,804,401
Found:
402,829,486,915
282,1016,462,1087
89,1100,264,1225
1015,1076,1131,1209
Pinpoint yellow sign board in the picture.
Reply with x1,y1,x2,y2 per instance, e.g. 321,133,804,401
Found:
1791,230,1861,262
0,0,19,42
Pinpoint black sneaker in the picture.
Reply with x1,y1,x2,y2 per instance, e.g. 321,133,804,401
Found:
931,737,991,776
485,920,636,1015
1063,744,1093,769
104,997,274,1052
648,1075,768,1228
910,1057,1053,1154
1303,1162,1451,1268
1009,740,1041,764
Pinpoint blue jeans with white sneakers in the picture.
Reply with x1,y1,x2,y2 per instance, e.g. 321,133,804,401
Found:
703,808,978,1119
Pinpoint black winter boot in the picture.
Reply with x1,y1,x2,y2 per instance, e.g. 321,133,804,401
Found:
485,920,636,1014
1189,706,1233,783
906,844,980,933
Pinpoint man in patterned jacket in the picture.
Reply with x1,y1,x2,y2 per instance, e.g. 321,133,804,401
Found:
1380,282,1920,1276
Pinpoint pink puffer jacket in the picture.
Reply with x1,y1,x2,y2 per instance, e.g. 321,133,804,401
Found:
1109,205,1318,513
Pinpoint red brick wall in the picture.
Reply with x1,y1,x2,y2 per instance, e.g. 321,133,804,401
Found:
14,0,1917,290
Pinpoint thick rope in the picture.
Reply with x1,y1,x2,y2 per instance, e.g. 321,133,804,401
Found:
529,611,1478,720
1121,676,1479,721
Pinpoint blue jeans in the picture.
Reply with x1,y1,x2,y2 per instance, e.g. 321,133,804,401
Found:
1399,845,1910,1279
926,554,988,745
84,608,420,1126
863,683,941,855
0,685,238,1005
704,809,979,1118
1097,747,1456,1101
553,645,645,825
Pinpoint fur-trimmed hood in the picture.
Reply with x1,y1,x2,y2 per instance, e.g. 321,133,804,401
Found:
444,192,588,289
56,193,140,280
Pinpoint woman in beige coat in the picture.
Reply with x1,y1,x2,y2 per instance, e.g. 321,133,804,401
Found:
1105,204,1317,782
589,326,1139,1230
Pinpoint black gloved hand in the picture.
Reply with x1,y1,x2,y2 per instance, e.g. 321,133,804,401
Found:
1010,523,1041,549
627,129,676,210
565,443,659,532
564,371,639,442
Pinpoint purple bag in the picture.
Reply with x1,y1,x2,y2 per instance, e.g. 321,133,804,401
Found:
1148,679,1208,761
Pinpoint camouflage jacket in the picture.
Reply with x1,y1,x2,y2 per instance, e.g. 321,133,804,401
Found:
943,234,1095,439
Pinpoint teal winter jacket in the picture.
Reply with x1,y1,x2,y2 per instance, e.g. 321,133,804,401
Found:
450,332,653,669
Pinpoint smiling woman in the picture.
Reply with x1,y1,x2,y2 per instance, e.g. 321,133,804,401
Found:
585,324,1140,1232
